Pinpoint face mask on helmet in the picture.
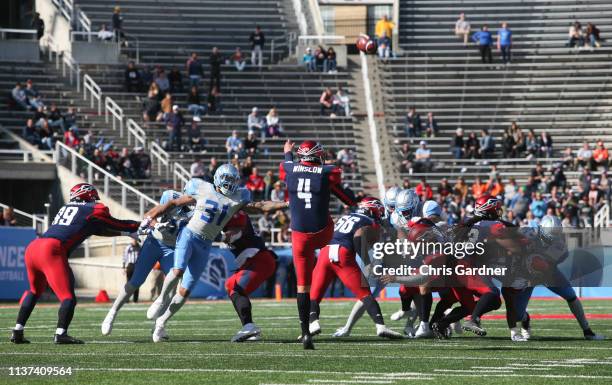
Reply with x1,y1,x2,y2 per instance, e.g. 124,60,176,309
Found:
69,183,100,202
474,196,502,219
358,198,384,221
383,187,400,218
214,165,240,196
394,189,419,226
539,215,563,243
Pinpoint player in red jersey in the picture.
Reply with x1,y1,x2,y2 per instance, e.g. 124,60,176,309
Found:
308,197,403,339
279,139,355,349
10,183,140,344
221,210,277,342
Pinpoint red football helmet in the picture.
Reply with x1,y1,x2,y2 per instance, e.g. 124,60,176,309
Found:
474,194,502,220
70,183,100,202
357,197,385,221
297,140,324,164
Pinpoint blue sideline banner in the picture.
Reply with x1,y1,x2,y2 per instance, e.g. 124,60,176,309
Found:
0,227,35,300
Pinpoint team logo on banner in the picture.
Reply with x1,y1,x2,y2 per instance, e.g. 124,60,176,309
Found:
199,251,228,290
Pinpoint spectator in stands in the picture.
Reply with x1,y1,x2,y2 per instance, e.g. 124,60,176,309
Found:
575,141,593,169
478,128,495,157
244,130,259,156
230,47,246,72
160,93,173,120
190,157,205,178
264,170,276,200
438,178,452,199
501,129,516,158
497,22,512,64
333,87,351,117
23,119,40,146
504,177,518,206
471,176,486,199
47,103,64,132
325,47,338,73
455,12,470,47
562,147,574,169
273,209,290,243
415,178,433,200
265,107,283,137
525,129,538,159
209,47,223,92
424,112,438,137
165,105,184,151
168,67,183,93
375,15,395,50
97,24,114,41
531,162,546,184
24,79,42,108
247,107,266,140
314,46,327,72
530,192,547,219
0,207,17,227
593,140,609,170
258,212,273,241
465,131,480,159
377,32,392,62
143,83,161,122
586,22,602,49
472,25,493,64
187,86,206,122
38,120,55,150
451,127,464,159
124,61,142,92
336,148,356,172
538,131,553,158
246,167,265,199
32,12,45,40
186,52,204,88
240,157,254,179
249,25,265,67
226,130,242,160
207,86,222,114
404,106,422,137
402,179,411,190
155,69,171,96
414,140,432,171
303,47,315,72
63,127,79,148
398,142,413,173
11,83,30,110
567,21,584,48
486,176,504,197
203,157,219,182
453,177,468,199
112,6,124,43
187,121,206,153
320,88,336,116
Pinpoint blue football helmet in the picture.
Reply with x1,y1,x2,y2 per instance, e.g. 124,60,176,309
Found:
214,164,240,196
383,186,401,218
394,189,420,226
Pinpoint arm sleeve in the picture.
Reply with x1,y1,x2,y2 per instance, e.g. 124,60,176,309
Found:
329,167,356,206
88,204,140,235
278,162,287,181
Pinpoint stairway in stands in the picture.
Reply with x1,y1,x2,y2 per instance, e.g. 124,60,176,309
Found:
73,0,364,204
378,0,612,185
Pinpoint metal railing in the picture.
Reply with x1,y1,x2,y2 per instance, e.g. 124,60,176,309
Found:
150,141,170,179
52,0,90,34
104,96,124,136
42,34,61,67
0,28,37,40
173,162,191,190
126,118,147,148
83,74,102,115
54,142,157,217
0,202,48,233
62,52,81,92
594,204,610,228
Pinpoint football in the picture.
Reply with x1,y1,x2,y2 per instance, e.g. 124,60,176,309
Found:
356,35,368,52
364,39,378,55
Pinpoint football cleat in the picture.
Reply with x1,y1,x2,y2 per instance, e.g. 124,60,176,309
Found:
413,321,433,339
451,321,463,335
510,328,528,342
10,329,30,344
231,323,261,343
152,325,169,343
332,327,350,338
309,320,321,336
302,333,315,350
54,333,84,344
431,322,451,339
147,297,169,320
584,329,605,340
245,334,261,342
521,327,531,340
101,311,116,336
462,319,487,336
376,325,404,339
390,309,406,321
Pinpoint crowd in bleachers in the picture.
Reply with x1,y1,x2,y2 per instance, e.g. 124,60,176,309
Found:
302,46,338,73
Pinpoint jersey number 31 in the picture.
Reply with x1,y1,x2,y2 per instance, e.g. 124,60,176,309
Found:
200,199,229,225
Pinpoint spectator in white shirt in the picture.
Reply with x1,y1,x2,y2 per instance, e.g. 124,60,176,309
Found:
333,88,351,117
247,107,266,141
190,157,205,178
415,140,432,171
270,181,286,202
97,24,114,41
455,12,471,46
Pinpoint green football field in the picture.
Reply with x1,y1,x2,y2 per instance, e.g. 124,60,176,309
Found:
1,299,612,385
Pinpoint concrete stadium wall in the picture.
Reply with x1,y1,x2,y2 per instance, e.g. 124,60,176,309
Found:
0,40,40,62
35,0,71,53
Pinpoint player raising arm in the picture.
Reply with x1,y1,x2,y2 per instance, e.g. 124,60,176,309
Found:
10,183,140,345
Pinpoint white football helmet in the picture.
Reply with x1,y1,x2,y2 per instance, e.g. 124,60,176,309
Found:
214,164,240,196
394,189,420,227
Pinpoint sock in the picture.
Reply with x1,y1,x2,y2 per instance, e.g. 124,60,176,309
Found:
521,312,531,330
443,306,470,325
362,295,384,325
56,328,66,335
471,292,501,321
297,293,310,337
133,288,139,303
230,292,253,326
400,295,413,312
14,324,24,331
567,298,589,330
502,287,518,329
412,294,423,321
420,293,432,323
57,298,76,331
156,293,186,328
431,298,453,324
16,291,38,328
343,300,366,331
110,283,136,313
309,300,320,322
158,270,180,305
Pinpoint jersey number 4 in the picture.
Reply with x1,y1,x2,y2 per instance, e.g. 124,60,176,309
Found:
200,199,229,225
297,178,312,209
51,206,79,226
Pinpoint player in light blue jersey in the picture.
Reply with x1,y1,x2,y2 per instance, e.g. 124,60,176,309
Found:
101,190,191,336
141,164,288,342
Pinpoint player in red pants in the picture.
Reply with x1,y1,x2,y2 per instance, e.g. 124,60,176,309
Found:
10,183,140,344
279,139,355,349
308,197,402,339
222,211,277,342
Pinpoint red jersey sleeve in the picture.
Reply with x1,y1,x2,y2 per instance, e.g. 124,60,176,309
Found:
329,167,356,206
224,211,248,230
88,204,140,235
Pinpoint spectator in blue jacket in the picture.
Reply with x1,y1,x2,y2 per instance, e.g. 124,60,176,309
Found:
529,192,547,219
302,48,315,72
165,105,184,151
497,22,512,64
473,25,493,63
479,128,495,157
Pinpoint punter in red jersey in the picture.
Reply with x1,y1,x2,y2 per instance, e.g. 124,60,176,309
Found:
221,210,277,343
279,139,355,349
10,183,139,345
308,197,403,339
